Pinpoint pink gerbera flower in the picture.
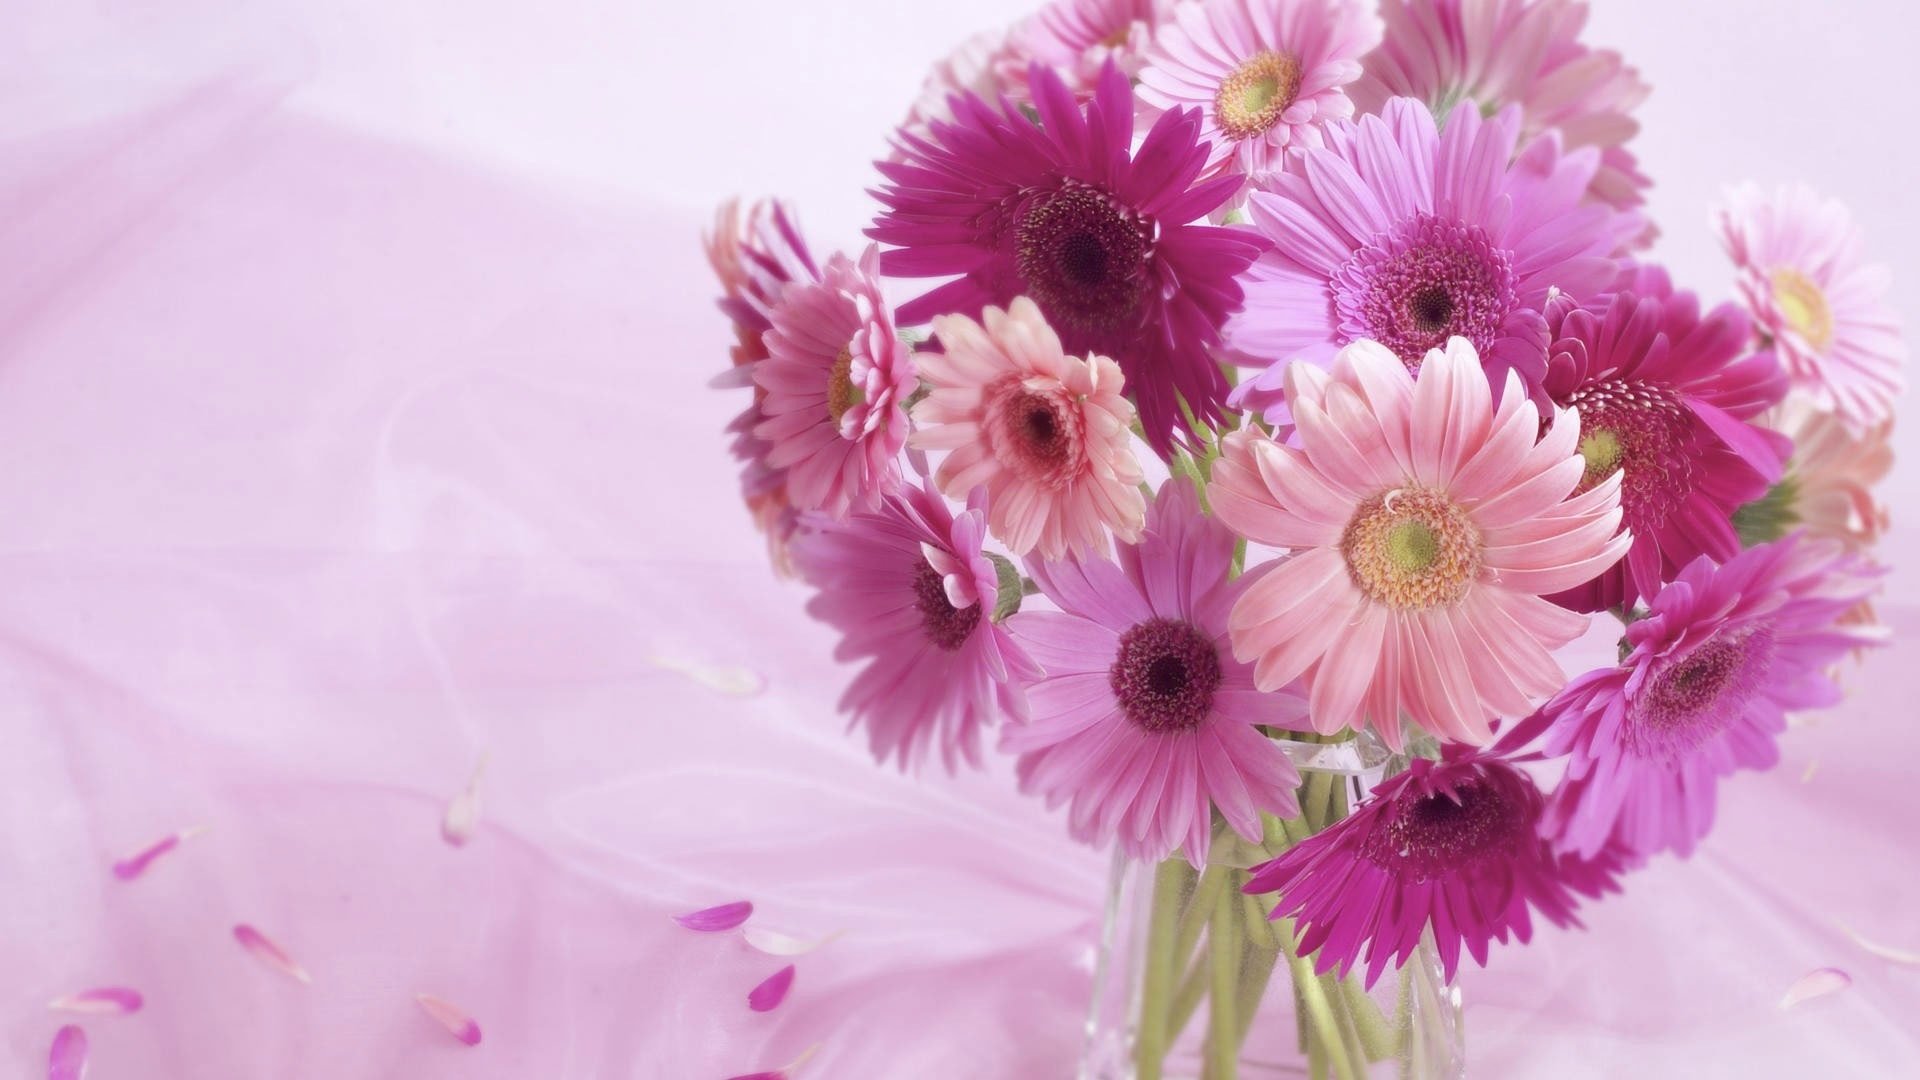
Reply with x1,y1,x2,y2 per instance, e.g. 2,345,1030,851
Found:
754,245,916,518
793,480,1041,771
1540,284,1790,612
871,62,1266,455
900,29,1020,149
1136,0,1382,182
1004,479,1306,865
1228,99,1638,403
1244,748,1622,987
1349,0,1651,216
911,298,1146,559
1527,535,1884,859
1210,337,1629,747
1769,399,1893,551
1714,183,1906,429
1001,0,1169,98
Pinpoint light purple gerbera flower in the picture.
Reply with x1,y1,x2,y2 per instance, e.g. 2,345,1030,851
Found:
793,480,1040,771
1525,535,1884,860
1245,748,1622,987
870,61,1266,456
1004,479,1306,865
1540,276,1791,612
1225,98,1638,410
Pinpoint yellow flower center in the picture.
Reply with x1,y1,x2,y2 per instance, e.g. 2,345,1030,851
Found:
1340,488,1483,609
1578,428,1624,489
1769,267,1834,351
1214,51,1303,141
827,347,863,426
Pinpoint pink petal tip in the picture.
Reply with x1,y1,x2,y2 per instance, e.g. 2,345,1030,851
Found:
1779,967,1850,1010
48,1025,87,1080
48,987,143,1016
1839,923,1920,966
416,993,484,1046
742,927,841,957
233,924,312,984
747,964,797,1013
441,755,488,847
672,900,753,932
112,826,206,881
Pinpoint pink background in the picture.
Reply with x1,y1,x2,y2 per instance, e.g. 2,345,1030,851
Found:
2,1,1916,1077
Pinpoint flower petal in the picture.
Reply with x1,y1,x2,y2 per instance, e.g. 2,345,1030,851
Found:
415,993,484,1046
672,900,753,932
743,927,842,957
441,754,487,848
1838,924,1920,966
1778,967,1850,1009
233,924,312,984
111,826,206,881
48,1026,87,1080
48,988,143,1016
747,964,797,1012
648,654,767,697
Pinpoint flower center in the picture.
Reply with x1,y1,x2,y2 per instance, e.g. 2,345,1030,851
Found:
1769,266,1834,351
1214,51,1303,141
1627,626,1775,759
911,562,982,652
983,374,1089,490
1109,617,1222,734
1334,214,1518,368
1014,181,1152,335
1339,488,1482,609
1562,379,1692,531
826,347,863,427
1361,778,1528,881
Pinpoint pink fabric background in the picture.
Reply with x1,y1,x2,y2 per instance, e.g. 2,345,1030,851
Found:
2,1,1916,1076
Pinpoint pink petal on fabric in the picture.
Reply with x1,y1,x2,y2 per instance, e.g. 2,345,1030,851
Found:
415,993,484,1046
726,1046,819,1080
742,927,842,956
440,754,487,847
1779,967,1851,1009
111,825,207,881
1839,924,1920,965
232,924,312,984
1800,758,1820,783
747,964,796,1012
672,900,753,932
647,654,766,697
47,1025,87,1080
48,987,144,1016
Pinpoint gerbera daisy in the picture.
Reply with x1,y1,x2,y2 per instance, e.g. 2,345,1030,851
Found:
870,61,1265,455
1229,99,1638,400
1135,0,1382,182
1527,535,1884,859
1004,479,1306,865
910,298,1146,558
1758,398,1893,551
1244,748,1622,987
1210,337,1629,747
754,245,916,518
899,28,1020,149
1349,0,1651,216
1539,284,1791,612
1000,0,1169,98
1714,183,1906,429
793,480,1041,771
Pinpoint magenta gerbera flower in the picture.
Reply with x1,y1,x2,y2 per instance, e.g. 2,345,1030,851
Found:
1004,479,1306,865
1540,283,1790,612
1244,748,1622,987
1002,0,1169,98
1227,98,1638,401
1349,0,1651,216
1714,183,1907,430
1136,0,1382,182
1211,337,1629,747
870,61,1266,455
754,245,916,518
793,480,1041,771
1528,535,1884,860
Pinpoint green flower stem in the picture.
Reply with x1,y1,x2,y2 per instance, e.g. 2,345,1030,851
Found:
1233,888,1282,1048
1205,882,1243,1080
1135,858,1192,1080
1339,973,1396,1062
1281,917,1363,1080
1174,862,1230,969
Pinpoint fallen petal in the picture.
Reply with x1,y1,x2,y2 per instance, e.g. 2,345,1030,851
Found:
742,927,842,957
48,1025,87,1080
1839,923,1920,965
48,988,144,1016
415,994,484,1046
112,826,206,881
648,655,765,697
748,964,796,1013
726,1044,819,1080
441,754,488,847
1800,759,1819,783
233,924,312,984
1779,967,1850,1010
672,900,752,932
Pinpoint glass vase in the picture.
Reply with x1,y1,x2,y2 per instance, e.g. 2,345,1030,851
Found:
1080,735,1464,1080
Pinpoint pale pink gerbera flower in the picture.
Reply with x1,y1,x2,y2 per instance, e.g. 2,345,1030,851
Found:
1349,0,1651,215
1136,0,1382,181
1005,479,1306,865
1227,100,1638,407
1245,747,1623,987
1525,535,1884,859
1211,337,1629,747
911,298,1147,559
755,245,916,519
794,480,1041,771
1768,398,1893,551
899,29,1020,148
1714,183,1906,429
1000,0,1170,98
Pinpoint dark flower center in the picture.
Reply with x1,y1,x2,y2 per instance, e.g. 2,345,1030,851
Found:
1334,213,1518,368
1361,777,1528,881
1561,378,1693,531
1109,618,1221,734
1626,627,1774,759
912,562,982,652
1014,181,1152,335
984,375,1088,489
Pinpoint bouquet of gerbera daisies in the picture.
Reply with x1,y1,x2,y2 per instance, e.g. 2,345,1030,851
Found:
704,1,1903,1075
